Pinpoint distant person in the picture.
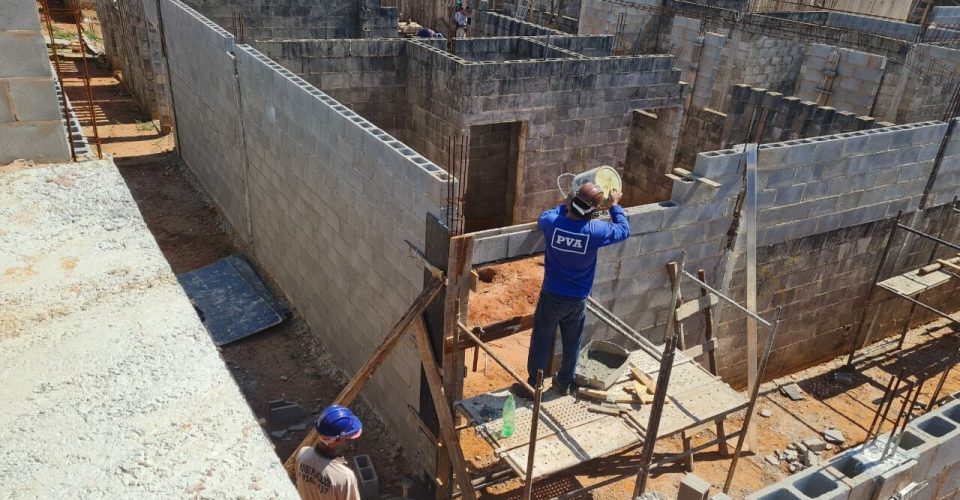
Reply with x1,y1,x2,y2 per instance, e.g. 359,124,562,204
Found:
295,405,363,500
454,6,469,38
514,182,630,398
416,27,445,38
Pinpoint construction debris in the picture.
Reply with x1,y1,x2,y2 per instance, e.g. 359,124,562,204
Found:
823,429,845,444
268,400,307,426
780,383,805,401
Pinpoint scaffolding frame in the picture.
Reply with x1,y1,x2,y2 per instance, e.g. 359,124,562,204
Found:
846,200,960,367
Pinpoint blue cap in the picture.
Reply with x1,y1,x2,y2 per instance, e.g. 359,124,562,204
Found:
314,405,363,439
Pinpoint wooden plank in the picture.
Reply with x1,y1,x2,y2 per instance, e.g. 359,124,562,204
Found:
684,344,705,359
415,317,478,500
938,258,960,273
283,277,444,476
630,366,656,394
675,294,719,321
672,167,722,188
452,313,535,349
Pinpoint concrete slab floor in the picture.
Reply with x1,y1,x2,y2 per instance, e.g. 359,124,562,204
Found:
0,159,296,497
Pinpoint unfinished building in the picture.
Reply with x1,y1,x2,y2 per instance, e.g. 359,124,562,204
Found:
5,0,956,496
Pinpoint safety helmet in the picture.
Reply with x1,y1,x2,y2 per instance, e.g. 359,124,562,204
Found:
572,182,604,216
314,405,363,440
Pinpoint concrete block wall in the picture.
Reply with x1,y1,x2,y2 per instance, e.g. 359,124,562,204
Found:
719,85,879,148
675,106,726,169
477,11,565,37
497,0,581,33
899,44,960,125
932,6,960,27
181,0,398,40
234,45,449,465
455,52,684,221
160,0,452,465
623,107,684,206
0,0,71,164
159,0,249,238
796,43,886,116
92,0,174,132
926,118,960,208
823,12,920,41
576,0,661,54
250,39,410,136
721,32,806,107
714,122,960,384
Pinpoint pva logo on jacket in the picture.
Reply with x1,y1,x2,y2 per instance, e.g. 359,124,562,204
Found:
551,228,590,255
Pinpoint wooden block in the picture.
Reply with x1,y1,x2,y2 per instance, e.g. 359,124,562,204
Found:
588,405,622,416
578,388,608,401
629,366,656,394
672,167,721,188
918,263,942,275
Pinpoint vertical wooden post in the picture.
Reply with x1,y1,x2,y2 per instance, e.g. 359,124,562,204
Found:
421,216,474,500
414,318,477,500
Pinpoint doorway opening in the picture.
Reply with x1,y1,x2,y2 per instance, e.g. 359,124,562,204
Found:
463,121,524,232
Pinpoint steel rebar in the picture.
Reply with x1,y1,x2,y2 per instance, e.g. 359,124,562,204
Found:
846,211,904,366
889,374,929,460
869,368,908,447
722,306,783,493
521,370,544,500
881,380,917,460
928,342,960,412
864,370,899,445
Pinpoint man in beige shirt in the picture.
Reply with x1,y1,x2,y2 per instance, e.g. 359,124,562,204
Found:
295,405,363,500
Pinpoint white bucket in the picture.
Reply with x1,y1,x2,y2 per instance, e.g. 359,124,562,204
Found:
562,166,622,209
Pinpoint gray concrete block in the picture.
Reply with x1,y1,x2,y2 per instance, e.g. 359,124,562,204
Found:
0,32,52,78
8,77,61,121
0,121,70,163
678,473,711,500
0,0,41,31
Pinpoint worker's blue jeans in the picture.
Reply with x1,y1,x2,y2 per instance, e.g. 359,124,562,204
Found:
527,290,586,388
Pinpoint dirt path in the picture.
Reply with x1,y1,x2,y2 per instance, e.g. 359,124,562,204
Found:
48,5,407,496
463,258,960,498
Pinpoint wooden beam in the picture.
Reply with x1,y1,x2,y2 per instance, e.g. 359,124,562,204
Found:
283,277,444,476
451,313,535,349
415,317,478,500
675,294,719,321
938,258,960,273
459,323,535,395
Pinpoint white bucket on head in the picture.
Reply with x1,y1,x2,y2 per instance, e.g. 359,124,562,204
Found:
571,165,622,208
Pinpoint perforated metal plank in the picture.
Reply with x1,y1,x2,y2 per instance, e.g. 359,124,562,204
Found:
460,388,608,450
879,269,950,297
500,416,639,480
626,380,747,438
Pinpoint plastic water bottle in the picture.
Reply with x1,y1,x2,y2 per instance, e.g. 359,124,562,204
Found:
501,394,516,438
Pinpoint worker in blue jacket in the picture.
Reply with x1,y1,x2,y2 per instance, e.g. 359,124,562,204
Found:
515,182,631,398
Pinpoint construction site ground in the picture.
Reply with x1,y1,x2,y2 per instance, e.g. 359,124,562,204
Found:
48,9,960,498
465,259,960,498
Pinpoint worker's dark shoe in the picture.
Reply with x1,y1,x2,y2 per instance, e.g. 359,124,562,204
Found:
510,382,534,400
553,377,573,396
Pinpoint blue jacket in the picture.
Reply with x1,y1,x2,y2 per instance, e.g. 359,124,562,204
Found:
539,204,631,299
